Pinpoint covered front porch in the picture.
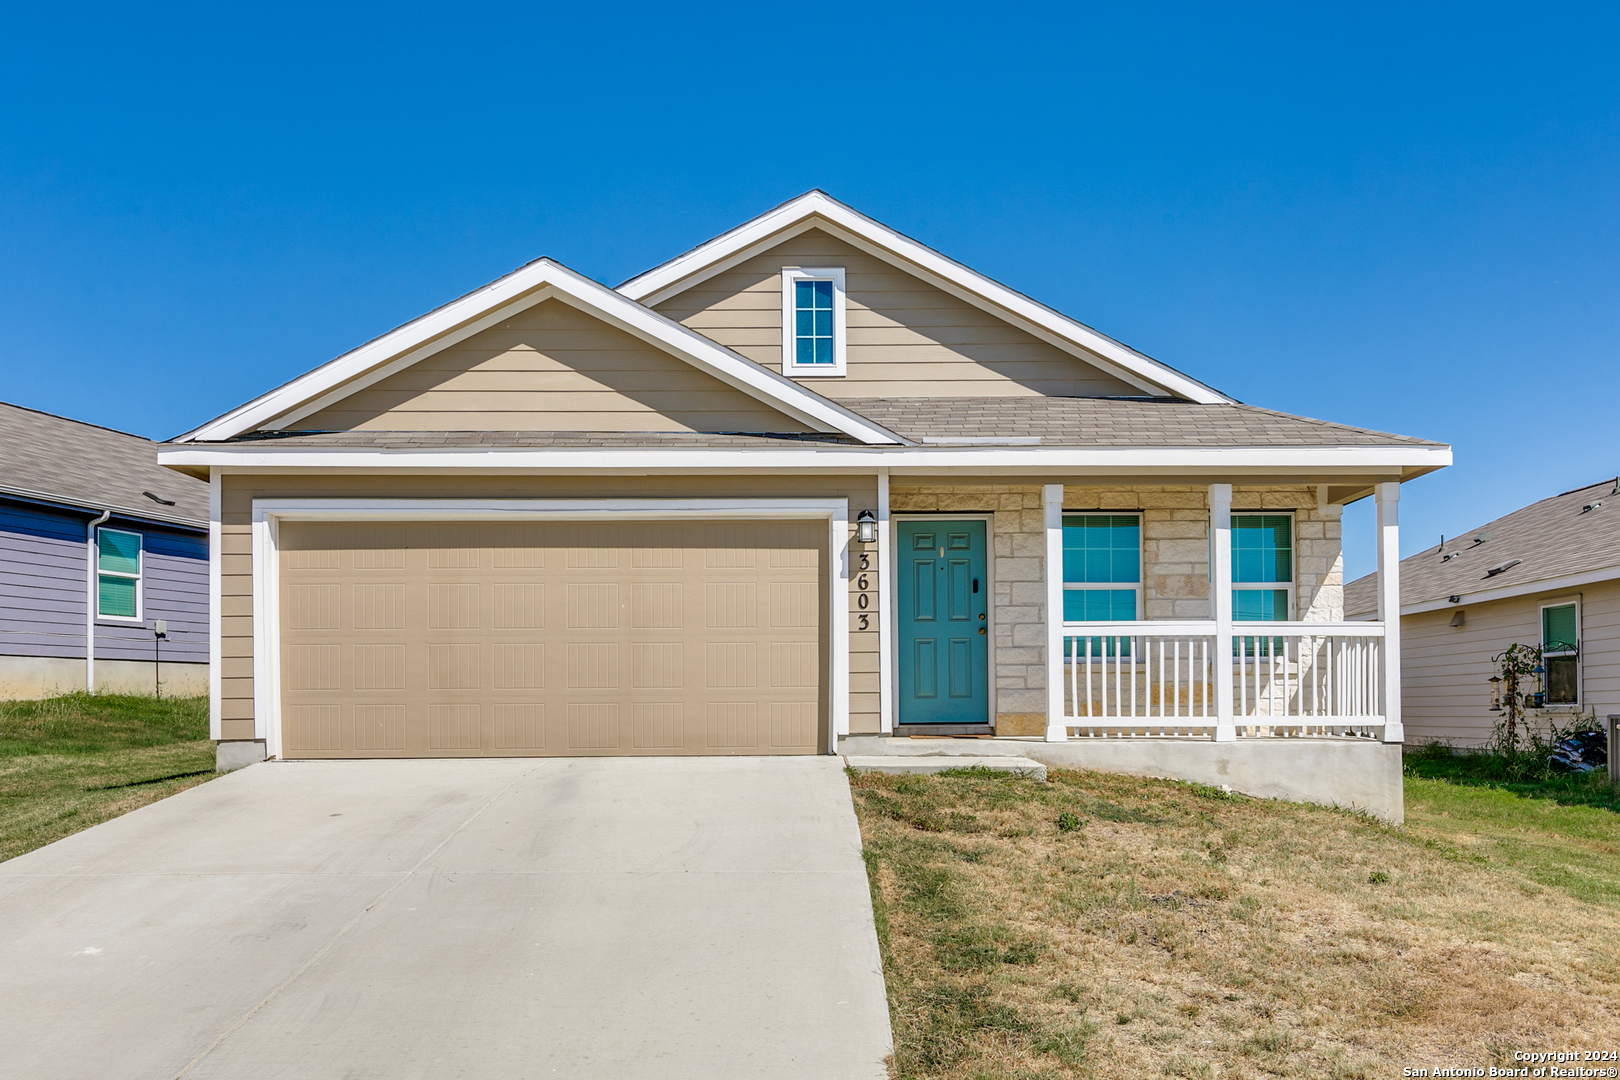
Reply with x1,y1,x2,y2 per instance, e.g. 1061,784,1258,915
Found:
848,475,1409,820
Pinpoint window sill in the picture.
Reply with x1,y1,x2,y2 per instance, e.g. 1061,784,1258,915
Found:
784,366,845,378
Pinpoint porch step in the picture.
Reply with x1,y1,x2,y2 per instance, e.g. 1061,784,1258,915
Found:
842,755,1047,782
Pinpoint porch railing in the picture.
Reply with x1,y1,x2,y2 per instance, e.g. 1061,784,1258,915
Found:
1056,621,1385,738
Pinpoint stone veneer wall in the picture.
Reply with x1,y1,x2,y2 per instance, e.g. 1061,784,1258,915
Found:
889,484,1344,736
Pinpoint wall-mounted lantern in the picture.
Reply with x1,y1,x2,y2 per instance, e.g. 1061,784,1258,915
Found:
856,509,877,544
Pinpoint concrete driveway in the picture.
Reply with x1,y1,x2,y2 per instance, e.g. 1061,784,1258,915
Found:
0,757,891,1079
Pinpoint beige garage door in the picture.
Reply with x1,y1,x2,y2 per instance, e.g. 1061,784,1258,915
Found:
277,520,826,757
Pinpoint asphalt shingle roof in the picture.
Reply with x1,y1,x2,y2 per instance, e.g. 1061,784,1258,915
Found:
1345,477,1620,615
220,398,1443,452
836,397,1445,447
0,402,209,527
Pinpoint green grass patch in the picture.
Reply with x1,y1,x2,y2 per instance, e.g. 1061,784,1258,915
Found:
0,693,214,862
851,763,1620,1079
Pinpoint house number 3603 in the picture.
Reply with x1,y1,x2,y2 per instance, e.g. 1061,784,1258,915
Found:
857,553,873,629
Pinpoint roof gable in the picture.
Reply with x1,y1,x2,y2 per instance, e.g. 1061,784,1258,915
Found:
175,259,901,445
653,227,1143,399
619,191,1232,405
294,298,817,434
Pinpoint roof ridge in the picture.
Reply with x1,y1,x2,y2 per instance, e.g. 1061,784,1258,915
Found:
0,399,157,443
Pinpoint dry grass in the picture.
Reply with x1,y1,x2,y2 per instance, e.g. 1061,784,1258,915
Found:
851,766,1620,1079
0,694,214,862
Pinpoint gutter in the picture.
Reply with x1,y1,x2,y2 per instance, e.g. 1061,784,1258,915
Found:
0,484,207,531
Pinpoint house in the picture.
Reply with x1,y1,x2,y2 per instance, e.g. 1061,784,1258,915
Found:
1346,476,1619,747
158,192,1448,819
0,402,209,698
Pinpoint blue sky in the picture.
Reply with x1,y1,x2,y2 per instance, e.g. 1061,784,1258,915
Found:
2,2,1615,581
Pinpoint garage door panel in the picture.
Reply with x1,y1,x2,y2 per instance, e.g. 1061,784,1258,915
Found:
280,519,825,758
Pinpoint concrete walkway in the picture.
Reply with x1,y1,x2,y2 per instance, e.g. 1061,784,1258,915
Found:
0,758,892,1079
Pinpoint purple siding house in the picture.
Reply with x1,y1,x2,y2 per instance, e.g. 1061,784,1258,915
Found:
0,402,209,698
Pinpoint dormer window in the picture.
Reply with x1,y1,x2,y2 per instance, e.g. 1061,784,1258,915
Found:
781,267,846,376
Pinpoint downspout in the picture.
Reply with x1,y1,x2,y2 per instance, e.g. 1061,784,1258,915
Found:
86,510,111,692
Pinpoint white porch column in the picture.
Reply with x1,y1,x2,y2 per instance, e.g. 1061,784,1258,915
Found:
1376,482,1405,743
1210,484,1236,742
877,469,894,734
1044,484,1067,742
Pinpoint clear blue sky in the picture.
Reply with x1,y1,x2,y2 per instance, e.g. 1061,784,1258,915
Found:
2,2,1615,581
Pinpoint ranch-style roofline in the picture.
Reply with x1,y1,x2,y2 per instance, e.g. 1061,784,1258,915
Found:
171,258,906,447
616,190,1234,405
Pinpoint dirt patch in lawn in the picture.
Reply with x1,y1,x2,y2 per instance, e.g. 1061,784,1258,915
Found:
851,766,1620,1079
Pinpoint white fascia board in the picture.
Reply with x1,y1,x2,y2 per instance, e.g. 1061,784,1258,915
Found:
617,191,1233,405
176,258,902,446
1401,563,1620,617
159,443,1453,474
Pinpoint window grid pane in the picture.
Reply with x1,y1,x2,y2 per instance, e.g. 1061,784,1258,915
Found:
1062,515,1140,584
1231,516,1291,583
1232,589,1289,622
793,279,835,365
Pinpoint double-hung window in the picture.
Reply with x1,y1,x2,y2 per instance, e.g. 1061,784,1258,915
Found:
1541,601,1579,705
1231,514,1292,655
780,267,846,376
1062,514,1141,656
97,527,143,621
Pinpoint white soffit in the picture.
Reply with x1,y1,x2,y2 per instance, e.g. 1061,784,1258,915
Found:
617,191,1234,405
174,259,903,446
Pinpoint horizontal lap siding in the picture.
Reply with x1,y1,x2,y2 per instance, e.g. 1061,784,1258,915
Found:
1400,579,1620,747
0,506,87,659
655,228,1140,399
296,299,810,433
219,474,880,744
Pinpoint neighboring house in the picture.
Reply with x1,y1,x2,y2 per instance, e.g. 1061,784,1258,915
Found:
159,192,1448,819
0,402,209,698
1346,477,1619,747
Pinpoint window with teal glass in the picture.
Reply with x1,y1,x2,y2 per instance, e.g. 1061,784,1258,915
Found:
1230,514,1292,622
782,267,845,375
1062,514,1140,656
794,280,834,365
97,528,142,620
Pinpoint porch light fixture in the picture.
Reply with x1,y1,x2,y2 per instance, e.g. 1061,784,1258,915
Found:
1489,676,1502,712
856,509,877,544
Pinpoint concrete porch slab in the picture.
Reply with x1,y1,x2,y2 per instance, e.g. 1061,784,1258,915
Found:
840,734,1403,823
843,755,1047,781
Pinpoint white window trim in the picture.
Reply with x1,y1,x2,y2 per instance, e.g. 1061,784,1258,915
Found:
249,498,850,760
1231,511,1296,621
780,267,847,377
1539,596,1581,708
96,527,144,623
1060,512,1144,621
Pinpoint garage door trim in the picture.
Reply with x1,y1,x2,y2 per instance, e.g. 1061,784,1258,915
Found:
249,498,850,758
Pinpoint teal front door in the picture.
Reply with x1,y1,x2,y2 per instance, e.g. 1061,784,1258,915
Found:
896,520,989,726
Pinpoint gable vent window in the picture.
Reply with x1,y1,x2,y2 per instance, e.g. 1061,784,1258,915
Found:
1541,602,1579,705
97,527,143,621
781,267,846,377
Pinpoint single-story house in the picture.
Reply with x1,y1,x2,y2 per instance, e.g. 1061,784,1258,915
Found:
159,192,1448,818
1346,476,1618,747
0,401,209,698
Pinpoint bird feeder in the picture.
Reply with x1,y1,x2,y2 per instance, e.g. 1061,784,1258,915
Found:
1489,675,1502,712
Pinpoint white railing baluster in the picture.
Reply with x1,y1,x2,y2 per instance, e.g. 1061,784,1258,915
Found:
1056,622,1384,737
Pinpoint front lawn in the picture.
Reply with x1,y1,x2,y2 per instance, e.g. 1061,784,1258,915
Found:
0,693,215,862
851,766,1620,1079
